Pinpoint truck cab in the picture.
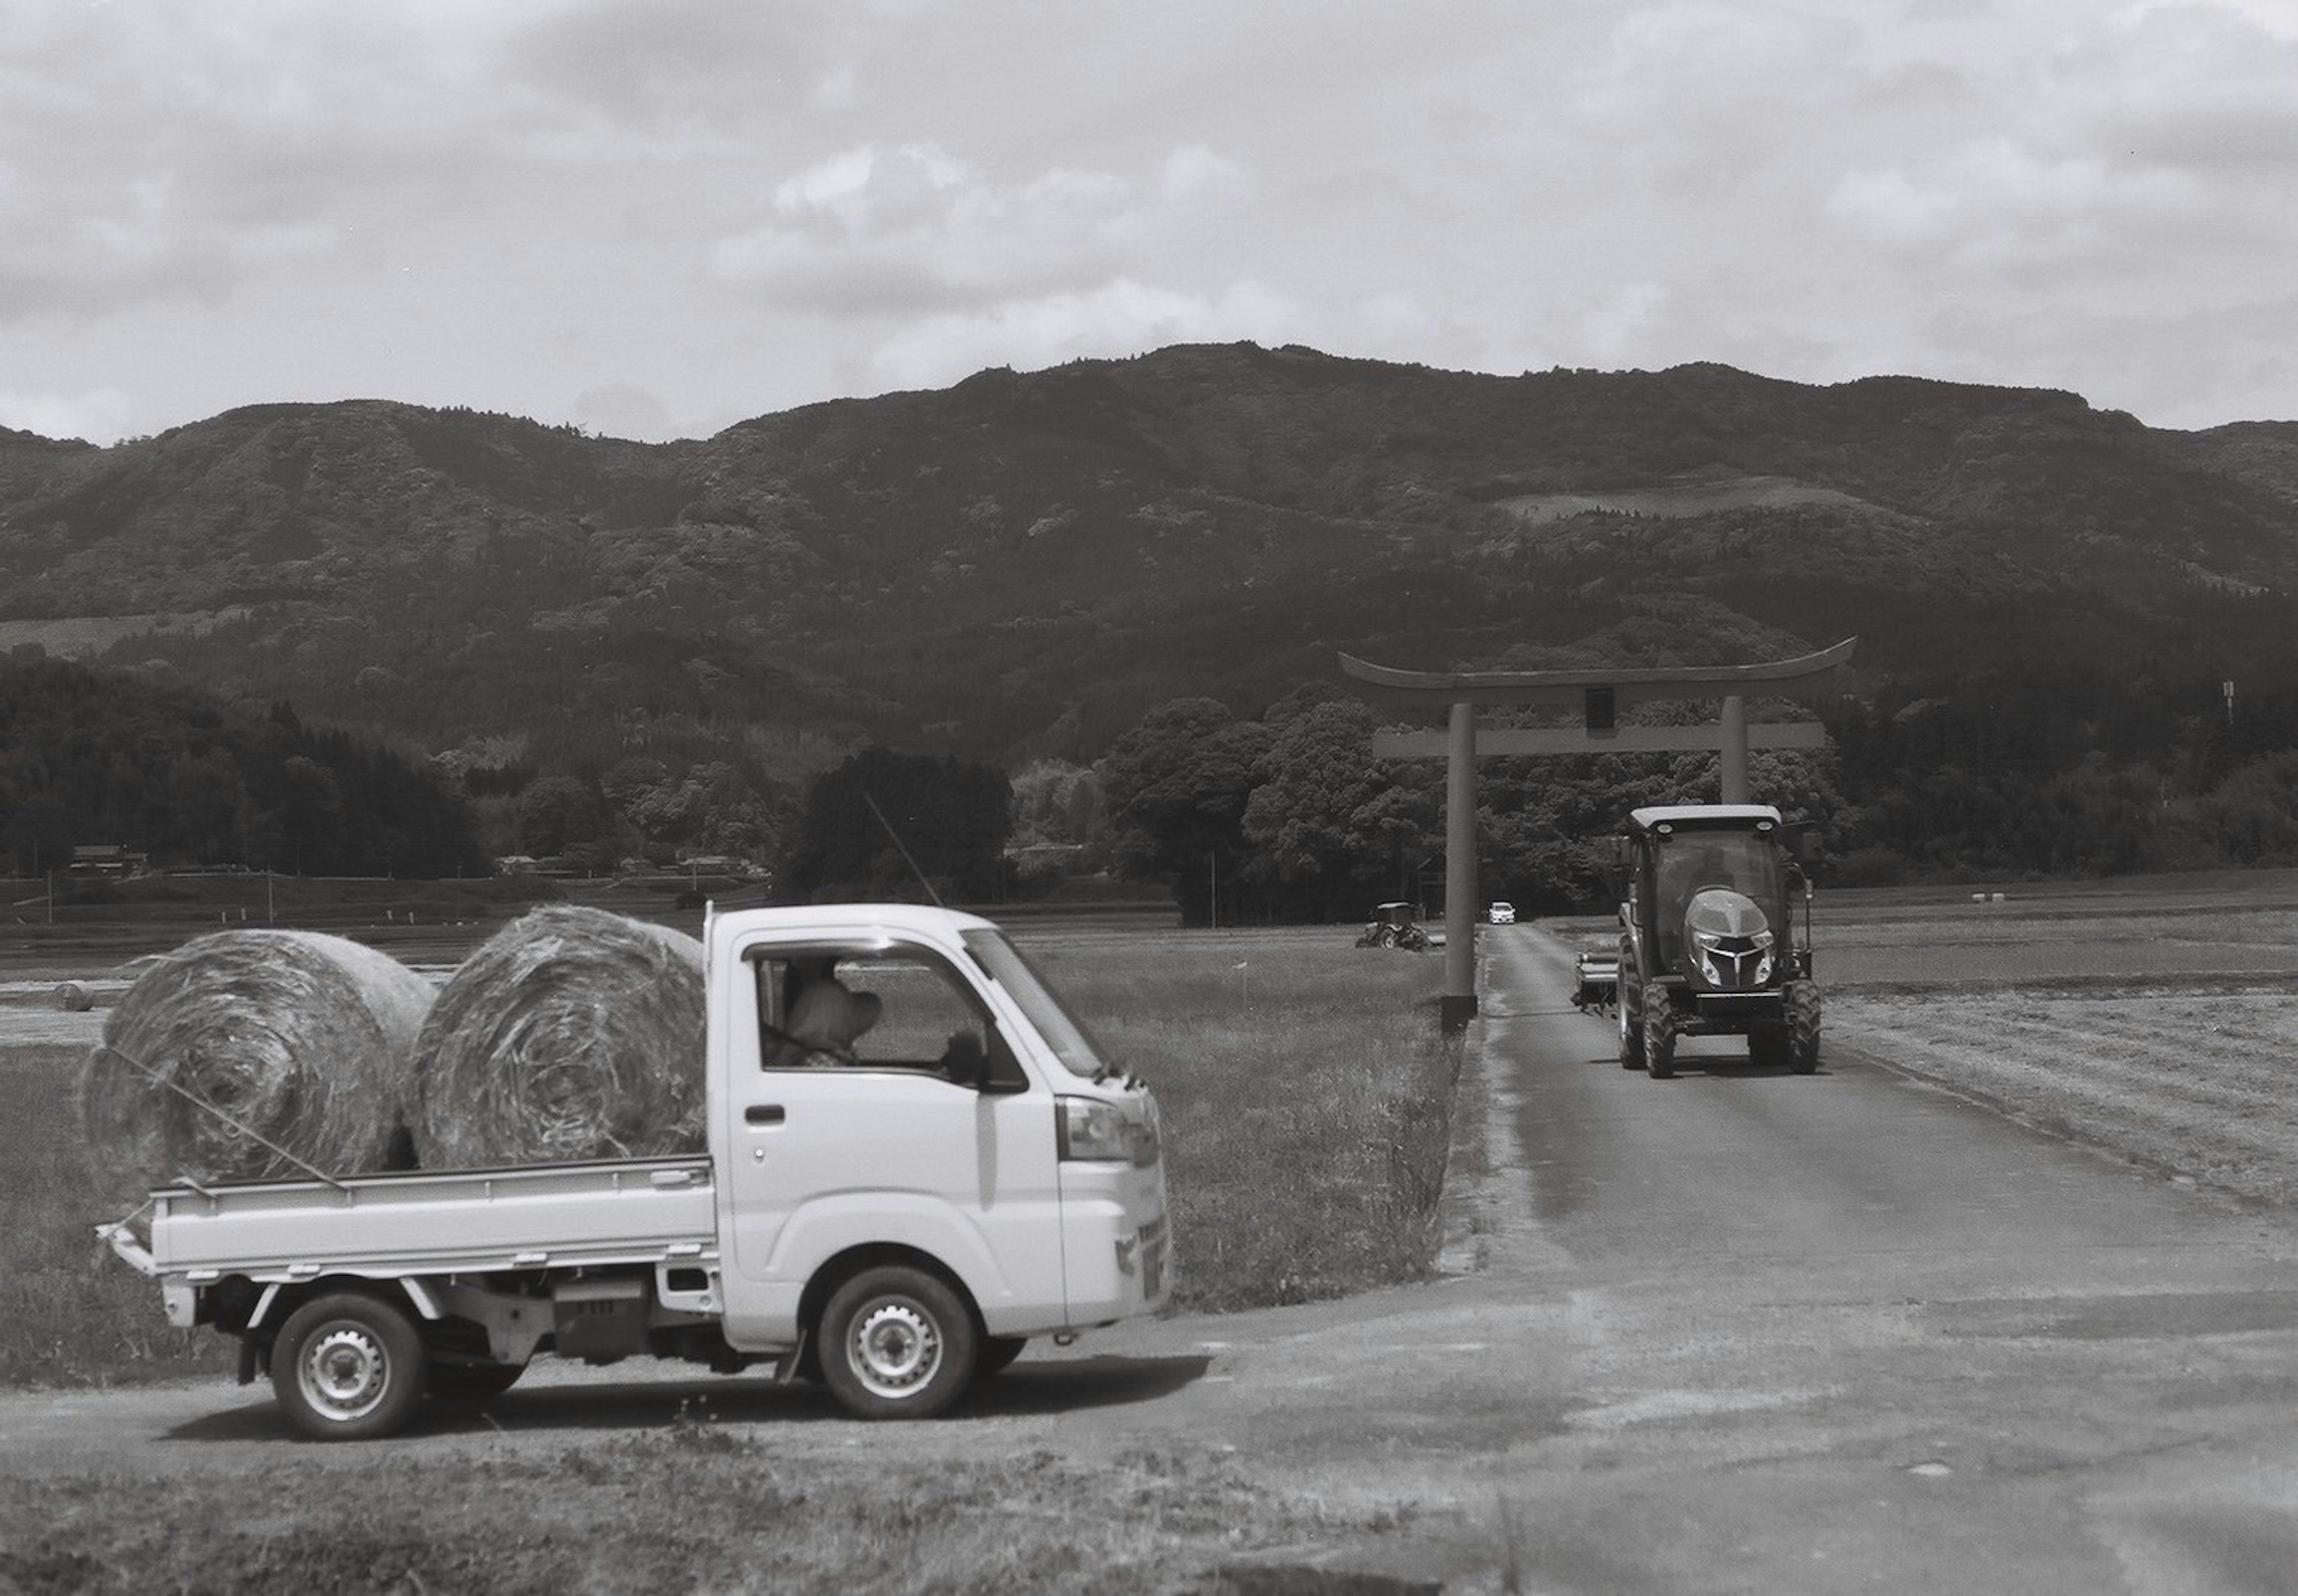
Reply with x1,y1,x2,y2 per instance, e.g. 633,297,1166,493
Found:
103,904,1170,1438
706,905,1168,1372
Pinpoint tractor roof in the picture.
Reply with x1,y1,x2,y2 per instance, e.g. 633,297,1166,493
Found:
1626,803,1785,834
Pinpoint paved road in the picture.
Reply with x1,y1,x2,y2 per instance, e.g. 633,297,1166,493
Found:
7,925,2298,1592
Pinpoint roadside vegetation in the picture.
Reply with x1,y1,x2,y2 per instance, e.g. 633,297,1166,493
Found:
0,925,1455,1388
0,1426,1432,1596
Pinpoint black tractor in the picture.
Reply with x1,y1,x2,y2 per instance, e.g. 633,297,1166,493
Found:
1354,901,1431,951
1589,804,1820,1079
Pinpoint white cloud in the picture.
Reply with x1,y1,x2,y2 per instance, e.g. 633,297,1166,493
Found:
710,142,1136,312
710,141,1254,319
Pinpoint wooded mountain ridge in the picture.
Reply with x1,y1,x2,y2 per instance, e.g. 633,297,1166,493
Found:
4,342,2296,810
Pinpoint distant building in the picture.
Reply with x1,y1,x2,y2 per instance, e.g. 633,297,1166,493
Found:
69,844,148,877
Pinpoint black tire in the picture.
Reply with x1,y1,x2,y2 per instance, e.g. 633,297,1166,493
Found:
973,1335,1028,1386
1376,926,1399,949
1643,994,1679,1080
270,1291,429,1442
427,1361,524,1402
1616,940,1645,1071
1786,980,1822,1074
819,1266,977,1420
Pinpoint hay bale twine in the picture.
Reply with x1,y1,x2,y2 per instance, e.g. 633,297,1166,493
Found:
413,906,705,1168
78,931,434,1202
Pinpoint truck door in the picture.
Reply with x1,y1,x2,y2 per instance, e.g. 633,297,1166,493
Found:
715,937,1064,1351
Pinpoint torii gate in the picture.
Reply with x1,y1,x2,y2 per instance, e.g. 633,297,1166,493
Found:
1339,637,1857,1029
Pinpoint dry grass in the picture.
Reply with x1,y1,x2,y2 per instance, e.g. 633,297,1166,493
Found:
1834,984,2298,1204
0,1046,235,1388
1017,927,1458,1312
0,1428,1433,1595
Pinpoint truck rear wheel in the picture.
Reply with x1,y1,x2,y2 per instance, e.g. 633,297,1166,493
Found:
820,1266,977,1420
271,1291,428,1441
1616,940,1645,1071
1643,994,1679,1080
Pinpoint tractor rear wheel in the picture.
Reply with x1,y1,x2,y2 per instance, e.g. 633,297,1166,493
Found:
1616,940,1645,1071
1643,993,1679,1080
1785,981,1822,1074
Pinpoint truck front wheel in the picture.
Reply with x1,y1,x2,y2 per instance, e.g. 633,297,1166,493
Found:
271,1291,428,1441
820,1266,977,1420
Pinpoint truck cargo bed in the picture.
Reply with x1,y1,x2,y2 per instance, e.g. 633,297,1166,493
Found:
133,1156,718,1282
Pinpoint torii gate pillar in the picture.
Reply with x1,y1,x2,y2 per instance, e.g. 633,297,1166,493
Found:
1342,639,1856,1030
1443,701,1478,1030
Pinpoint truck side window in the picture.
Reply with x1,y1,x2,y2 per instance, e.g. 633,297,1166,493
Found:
755,946,1020,1086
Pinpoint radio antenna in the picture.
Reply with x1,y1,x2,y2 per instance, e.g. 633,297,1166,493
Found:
862,791,946,908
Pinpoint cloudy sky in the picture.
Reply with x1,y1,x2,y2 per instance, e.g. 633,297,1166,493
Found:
4,0,2294,446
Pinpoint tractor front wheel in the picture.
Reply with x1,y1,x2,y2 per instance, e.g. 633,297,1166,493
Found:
1785,981,1822,1074
1643,993,1679,1080
1616,941,1645,1071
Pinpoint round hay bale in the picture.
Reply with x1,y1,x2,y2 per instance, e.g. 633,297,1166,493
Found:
78,931,435,1202
412,906,705,1168
54,981,93,1013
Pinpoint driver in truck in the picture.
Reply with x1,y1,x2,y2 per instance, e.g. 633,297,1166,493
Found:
770,957,883,1068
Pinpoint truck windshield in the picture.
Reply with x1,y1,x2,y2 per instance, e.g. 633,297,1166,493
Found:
962,930,1120,1081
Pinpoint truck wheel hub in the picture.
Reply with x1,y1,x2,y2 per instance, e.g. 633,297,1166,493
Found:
302,1327,388,1417
850,1302,939,1393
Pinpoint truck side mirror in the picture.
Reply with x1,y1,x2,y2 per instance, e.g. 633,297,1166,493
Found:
948,1025,1031,1094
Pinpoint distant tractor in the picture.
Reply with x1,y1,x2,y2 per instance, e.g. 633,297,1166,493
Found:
1579,804,1820,1079
1355,901,1431,951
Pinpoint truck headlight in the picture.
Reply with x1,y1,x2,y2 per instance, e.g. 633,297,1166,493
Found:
1060,1097,1131,1162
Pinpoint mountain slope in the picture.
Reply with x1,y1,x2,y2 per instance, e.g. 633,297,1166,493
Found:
2,345,2294,779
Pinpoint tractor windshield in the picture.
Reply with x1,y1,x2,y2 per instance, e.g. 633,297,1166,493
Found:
1652,829,1783,966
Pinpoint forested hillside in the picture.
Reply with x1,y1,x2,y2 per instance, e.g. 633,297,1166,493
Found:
0,658,488,879
4,343,2297,899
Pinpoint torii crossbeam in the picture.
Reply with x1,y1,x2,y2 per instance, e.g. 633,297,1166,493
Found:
1339,637,1856,1029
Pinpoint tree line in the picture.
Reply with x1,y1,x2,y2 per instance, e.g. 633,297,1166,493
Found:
14,652,2298,916
0,656,490,880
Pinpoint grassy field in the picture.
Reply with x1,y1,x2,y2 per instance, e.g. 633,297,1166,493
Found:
0,1427,1435,1595
0,925,1457,1388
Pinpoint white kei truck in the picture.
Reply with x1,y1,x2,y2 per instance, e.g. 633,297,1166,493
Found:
98,904,1172,1440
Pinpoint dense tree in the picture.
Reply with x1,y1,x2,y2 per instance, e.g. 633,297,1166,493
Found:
785,746,1013,903
0,658,488,878
1096,698,1274,925
1239,701,1441,919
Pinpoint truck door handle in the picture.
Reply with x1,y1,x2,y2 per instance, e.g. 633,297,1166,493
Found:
744,1104,785,1126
